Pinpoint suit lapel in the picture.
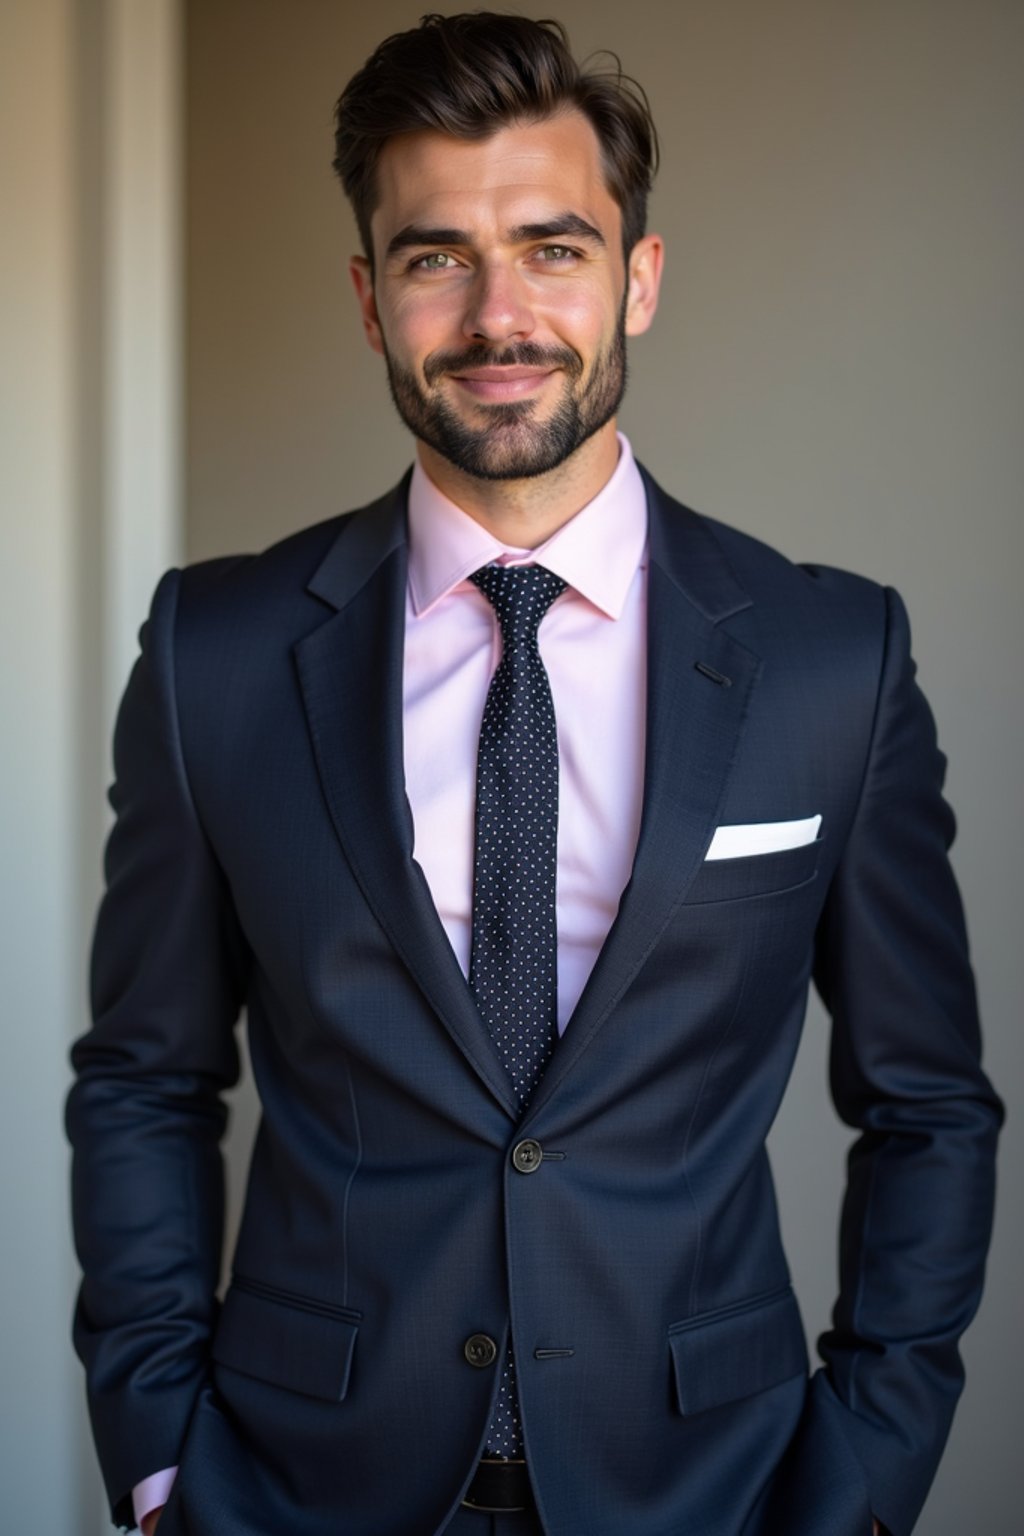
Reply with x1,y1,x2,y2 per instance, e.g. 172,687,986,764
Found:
294,477,520,1118
294,466,760,1123
527,469,762,1118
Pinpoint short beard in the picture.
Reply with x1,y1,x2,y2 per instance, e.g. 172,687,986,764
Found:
381,295,629,482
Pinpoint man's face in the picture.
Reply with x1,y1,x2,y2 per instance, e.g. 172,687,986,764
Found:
350,113,660,481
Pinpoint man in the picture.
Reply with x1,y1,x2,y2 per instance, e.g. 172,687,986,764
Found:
67,13,1001,1536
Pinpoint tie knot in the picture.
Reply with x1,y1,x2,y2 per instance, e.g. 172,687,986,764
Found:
470,563,568,645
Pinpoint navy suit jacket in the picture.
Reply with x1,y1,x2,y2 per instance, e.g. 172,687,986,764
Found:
68,467,1002,1536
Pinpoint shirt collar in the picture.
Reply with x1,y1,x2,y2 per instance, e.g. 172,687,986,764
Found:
406,433,648,620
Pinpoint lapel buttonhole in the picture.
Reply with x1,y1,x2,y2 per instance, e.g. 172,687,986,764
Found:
694,661,733,687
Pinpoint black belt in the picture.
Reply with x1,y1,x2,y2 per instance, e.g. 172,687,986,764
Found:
461,1458,534,1514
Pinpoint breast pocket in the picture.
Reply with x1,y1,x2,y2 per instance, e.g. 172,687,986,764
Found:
682,837,823,906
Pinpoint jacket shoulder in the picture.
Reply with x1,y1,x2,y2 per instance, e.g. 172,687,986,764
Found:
175,510,355,612
640,464,889,632
173,469,411,632
696,508,887,617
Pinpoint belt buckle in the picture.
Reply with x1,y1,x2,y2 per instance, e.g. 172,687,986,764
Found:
461,1457,530,1514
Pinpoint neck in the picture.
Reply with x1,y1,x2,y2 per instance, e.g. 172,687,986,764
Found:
416,421,621,548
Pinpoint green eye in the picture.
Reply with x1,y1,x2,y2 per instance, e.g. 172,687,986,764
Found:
416,252,455,270
535,245,580,264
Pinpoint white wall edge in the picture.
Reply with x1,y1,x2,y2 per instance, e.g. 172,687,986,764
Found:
103,0,184,730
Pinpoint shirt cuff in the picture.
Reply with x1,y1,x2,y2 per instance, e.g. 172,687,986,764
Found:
132,1466,178,1529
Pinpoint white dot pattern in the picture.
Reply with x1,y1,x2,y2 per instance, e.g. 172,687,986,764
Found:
469,562,567,1461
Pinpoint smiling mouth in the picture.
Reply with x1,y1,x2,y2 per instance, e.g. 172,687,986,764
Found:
450,367,557,401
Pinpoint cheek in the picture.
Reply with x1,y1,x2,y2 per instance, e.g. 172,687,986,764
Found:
385,287,466,356
534,282,619,350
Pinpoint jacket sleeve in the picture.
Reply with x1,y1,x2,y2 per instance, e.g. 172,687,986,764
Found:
811,586,1003,1536
66,568,250,1529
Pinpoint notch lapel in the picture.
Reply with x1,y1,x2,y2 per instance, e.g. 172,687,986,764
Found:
527,470,762,1118
294,478,519,1118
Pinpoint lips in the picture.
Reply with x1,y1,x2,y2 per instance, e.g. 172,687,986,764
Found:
450,366,556,400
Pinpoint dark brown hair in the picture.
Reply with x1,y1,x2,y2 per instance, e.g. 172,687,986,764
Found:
333,12,659,268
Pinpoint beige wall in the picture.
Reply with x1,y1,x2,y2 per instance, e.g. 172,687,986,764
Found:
1,4,89,1528
1,1,183,1529
183,3,1023,1533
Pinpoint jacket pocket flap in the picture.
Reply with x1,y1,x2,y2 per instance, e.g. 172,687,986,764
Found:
669,1286,808,1416
212,1281,360,1402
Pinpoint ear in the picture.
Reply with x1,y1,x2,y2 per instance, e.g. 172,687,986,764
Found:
349,255,385,356
623,233,665,338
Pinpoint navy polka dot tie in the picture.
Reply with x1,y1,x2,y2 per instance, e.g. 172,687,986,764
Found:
469,562,567,1460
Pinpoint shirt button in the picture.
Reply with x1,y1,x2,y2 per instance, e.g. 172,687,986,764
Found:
511,1139,543,1174
464,1334,498,1368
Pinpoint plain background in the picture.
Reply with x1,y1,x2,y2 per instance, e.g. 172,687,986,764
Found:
3,1,1021,1530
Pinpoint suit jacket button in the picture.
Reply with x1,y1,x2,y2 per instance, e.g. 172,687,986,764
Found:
464,1334,498,1368
512,1138,543,1173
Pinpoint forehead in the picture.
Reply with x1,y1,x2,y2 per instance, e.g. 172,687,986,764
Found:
370,111,620,249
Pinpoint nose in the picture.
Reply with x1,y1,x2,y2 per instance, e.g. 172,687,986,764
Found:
461,261,535,346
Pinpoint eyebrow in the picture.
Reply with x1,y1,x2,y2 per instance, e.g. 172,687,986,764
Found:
384,211,607,260
509,214,607,248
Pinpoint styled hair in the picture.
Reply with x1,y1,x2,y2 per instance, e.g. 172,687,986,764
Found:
333,12,659,268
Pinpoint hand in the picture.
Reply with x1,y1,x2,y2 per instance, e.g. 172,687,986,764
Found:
140,1508,164,1536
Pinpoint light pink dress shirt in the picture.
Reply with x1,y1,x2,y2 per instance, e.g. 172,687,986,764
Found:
132,432,648,1530
403,431,648,1030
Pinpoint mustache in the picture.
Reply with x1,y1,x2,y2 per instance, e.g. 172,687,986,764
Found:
423,342,583,387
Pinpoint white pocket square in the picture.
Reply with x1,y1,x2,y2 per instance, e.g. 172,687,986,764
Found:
705,814,822,862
